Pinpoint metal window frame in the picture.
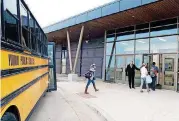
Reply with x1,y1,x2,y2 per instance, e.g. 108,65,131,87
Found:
105,16,179,89
48,42,57,91
1,0,47,57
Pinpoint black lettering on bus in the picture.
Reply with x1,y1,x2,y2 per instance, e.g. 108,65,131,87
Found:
8,54,19,66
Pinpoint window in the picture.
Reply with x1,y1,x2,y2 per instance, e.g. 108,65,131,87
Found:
29,15,36,51
150,24,177,37
4,0,19,43
150,36,178,53
106,34,115,42
105,55,115,81
135,39,149,54
106,42,115,55
151,18,177,27
35,23,40,52
136,23,149,30
117,31,135,41
20,2,30,48
136,29,149,38
116,40,134,54
29,15,35,33
116,26,134,33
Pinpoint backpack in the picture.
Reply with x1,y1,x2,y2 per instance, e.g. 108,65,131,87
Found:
84,71,92,79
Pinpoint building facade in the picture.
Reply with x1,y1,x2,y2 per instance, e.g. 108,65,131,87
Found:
44,0,179,91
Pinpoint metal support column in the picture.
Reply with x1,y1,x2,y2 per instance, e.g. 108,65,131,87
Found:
67,30,73,73
102,31,107,80
73,26,84,73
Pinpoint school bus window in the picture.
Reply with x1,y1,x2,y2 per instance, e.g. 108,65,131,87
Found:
4,0,19,43
31,36,36,51
29,15,35,33
29,15,35,50
39,41,41,54
20,2,30,48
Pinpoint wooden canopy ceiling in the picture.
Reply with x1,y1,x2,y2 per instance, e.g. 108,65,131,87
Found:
47,0,179,44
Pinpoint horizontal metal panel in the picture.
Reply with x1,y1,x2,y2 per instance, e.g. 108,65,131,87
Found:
44,0,159,33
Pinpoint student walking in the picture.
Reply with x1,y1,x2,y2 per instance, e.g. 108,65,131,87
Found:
140,63,150,92
84,64,99,94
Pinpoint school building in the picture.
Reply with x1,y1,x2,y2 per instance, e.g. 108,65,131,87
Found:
43,0,179,91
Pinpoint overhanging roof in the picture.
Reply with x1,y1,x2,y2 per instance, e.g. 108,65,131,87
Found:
44,0,179,43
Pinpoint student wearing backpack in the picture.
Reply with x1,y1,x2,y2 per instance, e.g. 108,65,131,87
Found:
84,64,99,94
150,62,159,91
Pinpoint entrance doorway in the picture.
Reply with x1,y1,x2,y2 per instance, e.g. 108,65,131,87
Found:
115,55,134,83
162,54,177,90
136,54,178,90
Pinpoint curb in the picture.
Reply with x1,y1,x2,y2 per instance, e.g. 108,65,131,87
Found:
84,101,115,121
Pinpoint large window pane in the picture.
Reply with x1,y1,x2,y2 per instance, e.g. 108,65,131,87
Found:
120,0,141,11
136,29,149,38
136,39,149,54
150,36,178,53
88,8,102,20
106,36,115,42
4,0,19,43
116,40,134,54
151,25,177,37
102,1,119,16
20,2,29,47
20,3,28,27
151,18,177,27
117,31,134,41
4,0,17,15
29,15,35,33
106,56,115,81
106,42,115,55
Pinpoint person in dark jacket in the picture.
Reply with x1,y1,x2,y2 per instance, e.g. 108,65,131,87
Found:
126,61,140,89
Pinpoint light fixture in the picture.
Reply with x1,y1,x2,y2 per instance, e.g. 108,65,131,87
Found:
86,40,89,43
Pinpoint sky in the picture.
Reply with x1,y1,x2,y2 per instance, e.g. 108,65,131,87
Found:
25,0,114,28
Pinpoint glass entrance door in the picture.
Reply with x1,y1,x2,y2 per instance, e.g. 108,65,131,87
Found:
116,56,125,83
115,56,134,83
48,42,57,91
143,54,153,71
162,54,177,90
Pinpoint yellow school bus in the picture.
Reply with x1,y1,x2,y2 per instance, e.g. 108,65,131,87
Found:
0,0,56,121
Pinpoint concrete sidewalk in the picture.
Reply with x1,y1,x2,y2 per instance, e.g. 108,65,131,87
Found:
29,82,104,121
57,75,179,121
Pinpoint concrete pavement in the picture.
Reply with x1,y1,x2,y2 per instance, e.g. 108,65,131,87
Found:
29,81,104,121
57,75,179,121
